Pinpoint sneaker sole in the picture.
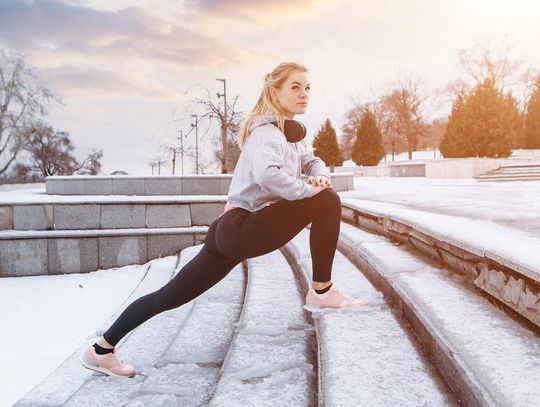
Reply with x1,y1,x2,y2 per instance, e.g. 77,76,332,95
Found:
303,303,368,312
81,359,136,378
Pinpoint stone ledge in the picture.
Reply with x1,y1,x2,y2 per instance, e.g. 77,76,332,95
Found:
0,227,208,277
45,174,355,196
0,201,225,231
341,201,540,328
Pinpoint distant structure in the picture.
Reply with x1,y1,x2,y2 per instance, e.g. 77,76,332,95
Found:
110,170,128,175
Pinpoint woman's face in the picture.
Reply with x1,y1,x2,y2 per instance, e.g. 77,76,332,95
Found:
272,70,310,119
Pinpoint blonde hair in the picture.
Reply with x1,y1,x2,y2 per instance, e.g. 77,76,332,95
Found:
238,62,308,148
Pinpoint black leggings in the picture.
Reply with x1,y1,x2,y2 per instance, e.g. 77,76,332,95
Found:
103,188,341,346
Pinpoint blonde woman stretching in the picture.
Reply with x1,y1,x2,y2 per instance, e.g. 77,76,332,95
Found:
82,62,366,378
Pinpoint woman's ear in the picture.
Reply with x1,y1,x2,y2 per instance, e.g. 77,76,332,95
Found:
269,86,278,102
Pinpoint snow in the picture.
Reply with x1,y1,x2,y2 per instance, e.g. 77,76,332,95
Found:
0,183,45,192
47,245,246,407
342,178,540,282
2,177,540,406
209,251,316,406
339,221,540,407
0,187,225,204
344,177,540,234
0,263,146,407
288,229,454,407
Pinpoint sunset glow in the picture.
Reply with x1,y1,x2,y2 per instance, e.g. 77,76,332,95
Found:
1,0,539,173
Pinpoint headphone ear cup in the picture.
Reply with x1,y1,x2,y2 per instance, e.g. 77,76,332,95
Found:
283,120,306,142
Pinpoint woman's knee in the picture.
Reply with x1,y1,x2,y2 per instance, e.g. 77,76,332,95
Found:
318,188,341,213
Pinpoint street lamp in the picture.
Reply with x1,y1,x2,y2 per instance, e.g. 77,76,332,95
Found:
177,130,186,174
216,78,228,174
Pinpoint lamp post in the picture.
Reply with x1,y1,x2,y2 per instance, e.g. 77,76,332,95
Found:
177,130,185,174
216,78,227,173
191,114,199,174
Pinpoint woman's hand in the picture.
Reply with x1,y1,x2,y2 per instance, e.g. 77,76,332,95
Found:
307,175,331,187
307,175,332,193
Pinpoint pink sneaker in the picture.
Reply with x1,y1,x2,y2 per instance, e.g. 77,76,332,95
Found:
81,346,136,378
305,285,367,309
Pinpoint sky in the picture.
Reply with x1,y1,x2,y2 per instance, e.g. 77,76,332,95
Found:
1,0,539,174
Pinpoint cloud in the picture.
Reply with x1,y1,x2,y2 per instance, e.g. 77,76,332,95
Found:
39,66,179,99
185,0,340,26
0,0,251,68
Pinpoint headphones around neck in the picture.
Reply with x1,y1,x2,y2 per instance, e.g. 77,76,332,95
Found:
256,119,306,143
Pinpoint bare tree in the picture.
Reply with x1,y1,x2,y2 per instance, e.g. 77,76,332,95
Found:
519,69,540,114
382,74,429,159
78,150,103,175
458,43,523,92
22,122,102,176
186,84,243,174
0,51,60,175
147,155,168,175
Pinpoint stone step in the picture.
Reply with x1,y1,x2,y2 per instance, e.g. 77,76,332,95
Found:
0,226,208,277
475,175,540,181
45,173,354,196
70,247,245,407
0,196,226,231
283,230,456,406
338,221,540,407
485,169,540,175
341,198,540,328
209,250,316,406
495,163,540,169
475,163,540,181
14,246,247,407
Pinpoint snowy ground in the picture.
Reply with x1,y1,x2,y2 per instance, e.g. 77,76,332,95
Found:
1,177,539,406
345,177,540,235
0,264,147,407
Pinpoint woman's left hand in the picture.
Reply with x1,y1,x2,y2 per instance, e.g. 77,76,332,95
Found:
307,175,331,187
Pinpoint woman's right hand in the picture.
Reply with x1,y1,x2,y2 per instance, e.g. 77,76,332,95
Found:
308,176,331,194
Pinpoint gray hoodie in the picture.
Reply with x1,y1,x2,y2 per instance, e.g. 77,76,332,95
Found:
226,115,330,212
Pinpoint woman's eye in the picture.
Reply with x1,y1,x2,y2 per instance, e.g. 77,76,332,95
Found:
306,87,311,92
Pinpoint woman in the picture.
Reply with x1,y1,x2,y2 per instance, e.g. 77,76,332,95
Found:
82,62,366,378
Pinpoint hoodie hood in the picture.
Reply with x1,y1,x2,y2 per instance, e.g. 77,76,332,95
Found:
249,115,280,133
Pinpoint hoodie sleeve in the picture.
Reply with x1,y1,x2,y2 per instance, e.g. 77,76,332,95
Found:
299,145,331,179
252,139,317,200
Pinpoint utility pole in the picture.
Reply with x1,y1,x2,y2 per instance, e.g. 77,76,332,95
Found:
216,78,227,174
178,130,184,174
191,114,199,174
171,148,176,174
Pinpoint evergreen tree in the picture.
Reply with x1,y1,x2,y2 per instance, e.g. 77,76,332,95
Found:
351,109,385,166
313,118,343,170
440,94,471,157
524,77,540,148
440,80,514,158
505,93,525,149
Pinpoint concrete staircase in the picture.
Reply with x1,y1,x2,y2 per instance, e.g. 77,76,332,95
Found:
475,163,540,181
0,196,223,277
1,173,354,278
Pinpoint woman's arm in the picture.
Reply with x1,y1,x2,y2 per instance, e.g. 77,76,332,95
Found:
253,140,317,200
299,146,331,180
